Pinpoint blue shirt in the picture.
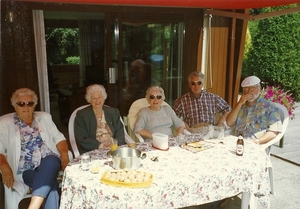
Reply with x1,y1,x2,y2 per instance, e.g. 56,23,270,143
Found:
233,97,282,139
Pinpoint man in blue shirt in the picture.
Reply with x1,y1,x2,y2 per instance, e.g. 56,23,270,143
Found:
226,76,282,145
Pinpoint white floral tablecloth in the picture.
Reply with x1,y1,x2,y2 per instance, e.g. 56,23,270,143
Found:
60,135,271,209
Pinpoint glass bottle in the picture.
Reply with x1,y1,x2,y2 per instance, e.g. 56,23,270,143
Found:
236,132,244,156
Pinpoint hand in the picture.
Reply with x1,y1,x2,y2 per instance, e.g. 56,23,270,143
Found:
1,165,14,188
238,93,254,105
249,139,259,144
60,154,70,171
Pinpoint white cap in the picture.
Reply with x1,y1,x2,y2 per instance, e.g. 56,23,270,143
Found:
241,76,260,87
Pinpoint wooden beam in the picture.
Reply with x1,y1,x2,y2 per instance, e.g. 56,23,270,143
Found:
206,9,252,20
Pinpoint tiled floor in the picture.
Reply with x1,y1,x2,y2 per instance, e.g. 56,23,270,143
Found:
271,103,300,165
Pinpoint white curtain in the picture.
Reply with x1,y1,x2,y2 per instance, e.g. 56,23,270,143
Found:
78,20,92,87
32,10,50,112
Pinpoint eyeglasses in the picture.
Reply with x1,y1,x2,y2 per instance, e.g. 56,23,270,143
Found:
149,95,162,100
16,102,35,107
243,85,260,90
191,81,202,86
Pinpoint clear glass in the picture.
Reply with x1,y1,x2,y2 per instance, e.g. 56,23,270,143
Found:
114,21,185,116
81,155,90,171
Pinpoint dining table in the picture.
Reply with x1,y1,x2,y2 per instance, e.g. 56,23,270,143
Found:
59,134,271,209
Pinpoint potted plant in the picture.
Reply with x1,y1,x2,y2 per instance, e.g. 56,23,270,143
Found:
261,85,297,120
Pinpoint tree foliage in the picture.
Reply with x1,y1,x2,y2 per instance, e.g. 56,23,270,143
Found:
243,5,300,101
46,28,79,65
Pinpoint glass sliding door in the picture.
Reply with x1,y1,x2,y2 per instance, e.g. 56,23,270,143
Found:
113,20,185,117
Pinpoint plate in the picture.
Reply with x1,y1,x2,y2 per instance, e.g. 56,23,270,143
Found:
181,141,213,153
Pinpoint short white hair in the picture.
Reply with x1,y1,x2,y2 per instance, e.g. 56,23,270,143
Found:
85,84,107,103
11,88,38,107
145,86,166,102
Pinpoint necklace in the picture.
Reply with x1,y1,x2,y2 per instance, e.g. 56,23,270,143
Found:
93,108,103,121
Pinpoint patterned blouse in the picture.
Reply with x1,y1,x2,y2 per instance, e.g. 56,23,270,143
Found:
15,114,54,174
95,113,113,149
233,97,282,139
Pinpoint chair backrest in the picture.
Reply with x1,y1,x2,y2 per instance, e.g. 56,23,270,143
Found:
260,102,289,151
127,98,170,142
68,104,90,158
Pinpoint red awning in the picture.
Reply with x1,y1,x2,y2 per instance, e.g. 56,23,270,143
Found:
18,0,300,9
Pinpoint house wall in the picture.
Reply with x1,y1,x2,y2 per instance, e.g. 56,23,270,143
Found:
0,1,247,115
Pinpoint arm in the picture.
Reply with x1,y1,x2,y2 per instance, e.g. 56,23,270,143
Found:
0,154,14,188
109,108,125,145
136,129,154,140
169,106,185,137
74,109,99,154
56,140,70,170
226,94,250,127
174,126,184,137
217,111,230,126
134,108,153,139
255,131,278,145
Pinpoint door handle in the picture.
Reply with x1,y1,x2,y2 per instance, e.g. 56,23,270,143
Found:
109,68,116,84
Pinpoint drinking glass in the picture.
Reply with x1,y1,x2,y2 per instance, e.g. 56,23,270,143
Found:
214,125,225,139
81,154,90,171
110,138,118,151
90,155,100,173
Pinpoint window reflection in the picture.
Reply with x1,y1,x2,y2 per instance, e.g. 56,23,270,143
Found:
120,22,184,115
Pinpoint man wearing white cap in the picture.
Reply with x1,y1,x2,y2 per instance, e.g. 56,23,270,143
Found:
226,75,282,144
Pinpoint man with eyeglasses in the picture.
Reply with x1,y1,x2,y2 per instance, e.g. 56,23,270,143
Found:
173,71,231,133
226,76,282,145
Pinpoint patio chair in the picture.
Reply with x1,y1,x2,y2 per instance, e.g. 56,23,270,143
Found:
68,105,135,158
261,102,290,195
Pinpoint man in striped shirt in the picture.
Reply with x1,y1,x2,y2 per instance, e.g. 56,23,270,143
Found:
173,71,231,133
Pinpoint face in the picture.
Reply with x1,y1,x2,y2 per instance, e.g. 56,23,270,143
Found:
148,90,163,109
243,85,261,102
14,95,36,120
189,76,204,96
90,91,105,109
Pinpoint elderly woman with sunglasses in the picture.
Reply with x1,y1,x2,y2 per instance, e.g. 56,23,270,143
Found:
134,86,185,141
0,88,70,209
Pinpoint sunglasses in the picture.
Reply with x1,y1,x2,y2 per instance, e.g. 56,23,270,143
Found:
16,101,35,107
191,81,202,86
149,95,162,100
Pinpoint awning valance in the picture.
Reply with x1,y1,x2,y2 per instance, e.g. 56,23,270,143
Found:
18,0,300,9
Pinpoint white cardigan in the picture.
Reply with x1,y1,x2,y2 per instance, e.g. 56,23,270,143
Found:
0,112,65,209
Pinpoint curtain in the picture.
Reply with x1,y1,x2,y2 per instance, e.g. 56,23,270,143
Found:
32,10,50,112
78,20,92,87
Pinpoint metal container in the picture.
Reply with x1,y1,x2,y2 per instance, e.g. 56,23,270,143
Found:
110,147,146,170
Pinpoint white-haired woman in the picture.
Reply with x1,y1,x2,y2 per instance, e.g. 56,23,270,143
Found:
74,84,125,154
0,88,70,209
134,86,184,141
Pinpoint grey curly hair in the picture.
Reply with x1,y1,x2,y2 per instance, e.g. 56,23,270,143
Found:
85,84,107,103
11,88,38,107
145,86,166,103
